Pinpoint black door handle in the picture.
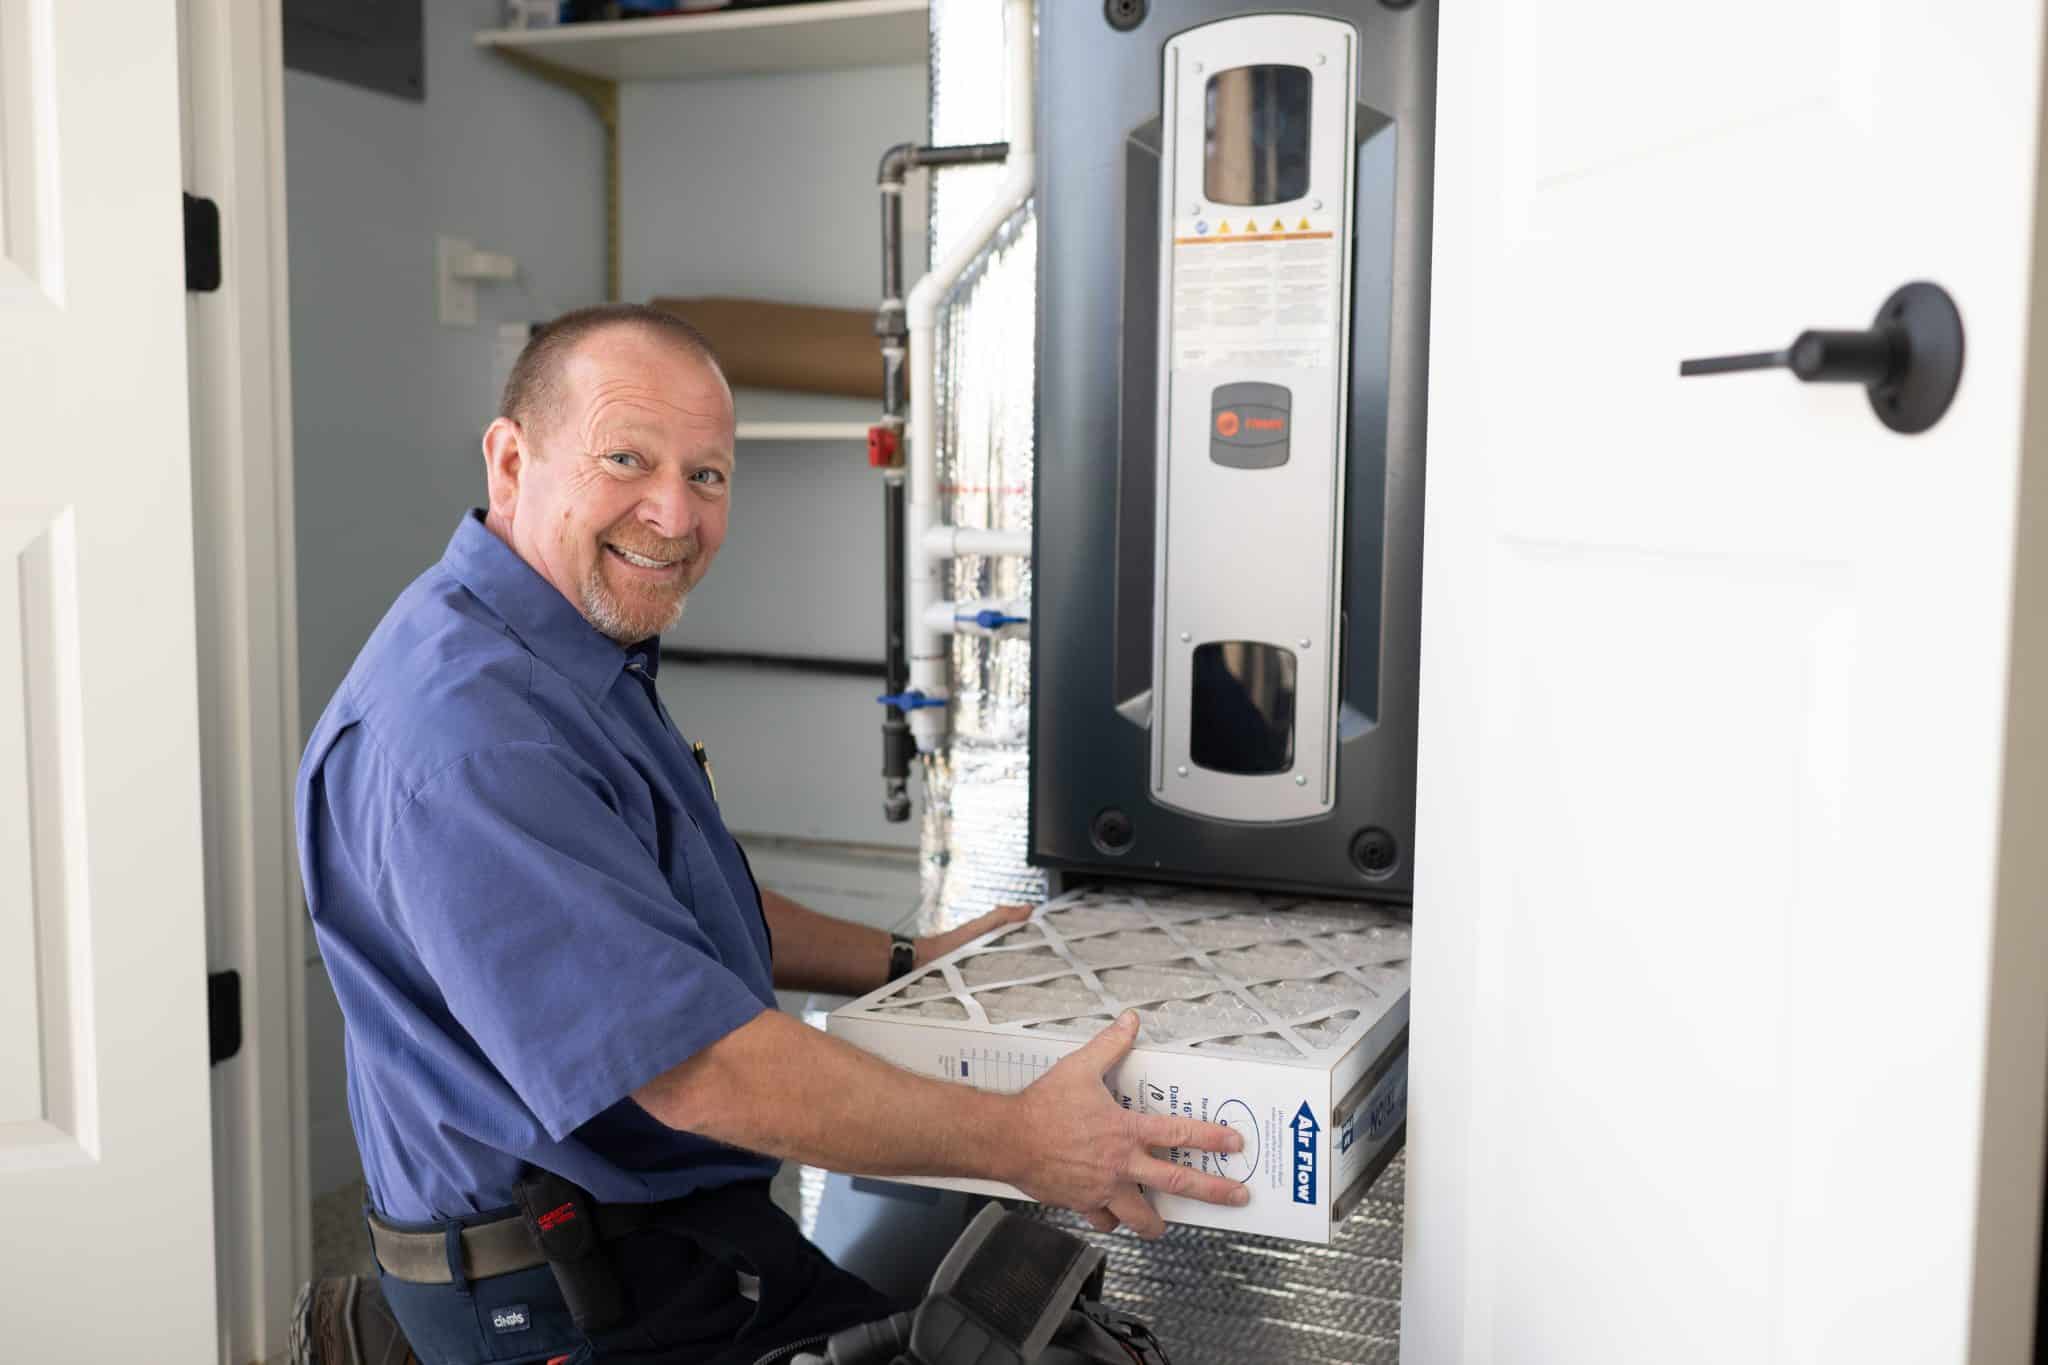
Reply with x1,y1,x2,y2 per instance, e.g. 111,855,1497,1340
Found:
1680,281,1964,434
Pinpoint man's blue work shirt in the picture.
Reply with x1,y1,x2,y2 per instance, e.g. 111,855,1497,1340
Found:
298,510,779,1223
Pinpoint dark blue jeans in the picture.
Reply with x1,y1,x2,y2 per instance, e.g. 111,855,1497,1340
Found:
375,1180,896,1365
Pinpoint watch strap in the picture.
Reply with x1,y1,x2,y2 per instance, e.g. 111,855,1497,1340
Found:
887,933,917,982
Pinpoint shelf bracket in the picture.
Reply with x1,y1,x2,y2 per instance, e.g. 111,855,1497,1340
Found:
483,47,622,301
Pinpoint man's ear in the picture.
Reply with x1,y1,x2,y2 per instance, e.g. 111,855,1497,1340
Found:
482,417,526,523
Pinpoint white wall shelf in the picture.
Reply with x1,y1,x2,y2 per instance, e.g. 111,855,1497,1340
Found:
731,388,874,444
475,0,929,82
737,420,870,442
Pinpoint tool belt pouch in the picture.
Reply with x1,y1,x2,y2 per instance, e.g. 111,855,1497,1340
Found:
512,1169,626,1334
811,1208,1170,1365
907,1207,1118,1365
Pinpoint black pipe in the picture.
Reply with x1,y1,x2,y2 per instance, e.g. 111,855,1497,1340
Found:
880,478,912,822
873,138,1010,822
658,646,885,680
878,144,911,417
876,144,916,821
876,140,1008,418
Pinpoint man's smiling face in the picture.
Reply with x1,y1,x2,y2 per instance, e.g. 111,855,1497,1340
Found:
483,323,735,643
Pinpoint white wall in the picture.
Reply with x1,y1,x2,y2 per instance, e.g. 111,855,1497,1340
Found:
287,26,929,1196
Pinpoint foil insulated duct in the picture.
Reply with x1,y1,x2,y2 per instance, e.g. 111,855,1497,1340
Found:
927,0,1009,254
918,0,1045,933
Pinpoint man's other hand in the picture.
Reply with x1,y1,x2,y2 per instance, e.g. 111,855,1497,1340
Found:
1002,1011,1250,1239
913,902,1033,968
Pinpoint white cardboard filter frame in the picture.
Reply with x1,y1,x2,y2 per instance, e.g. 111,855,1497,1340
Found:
827,884,1411,1244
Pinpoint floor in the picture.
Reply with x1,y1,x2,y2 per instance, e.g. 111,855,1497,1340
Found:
310,1180,374,1280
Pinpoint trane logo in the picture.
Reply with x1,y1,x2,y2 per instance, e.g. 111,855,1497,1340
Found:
1214,410,1287,438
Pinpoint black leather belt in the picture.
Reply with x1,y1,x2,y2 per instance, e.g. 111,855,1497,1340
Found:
368,1202,655,1285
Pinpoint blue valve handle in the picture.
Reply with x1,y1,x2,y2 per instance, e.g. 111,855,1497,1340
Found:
959,609,1027,630
877,690,946,711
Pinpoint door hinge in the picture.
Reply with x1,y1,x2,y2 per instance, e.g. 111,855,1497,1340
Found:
183,192,221,293
209,969,241,1065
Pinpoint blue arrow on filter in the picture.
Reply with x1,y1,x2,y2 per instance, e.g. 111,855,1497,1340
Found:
1291,1102,1320,1205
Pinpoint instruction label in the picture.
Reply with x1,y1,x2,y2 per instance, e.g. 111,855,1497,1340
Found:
1171,228,1340,372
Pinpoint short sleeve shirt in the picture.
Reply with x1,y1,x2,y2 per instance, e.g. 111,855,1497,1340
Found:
297,510,778,1222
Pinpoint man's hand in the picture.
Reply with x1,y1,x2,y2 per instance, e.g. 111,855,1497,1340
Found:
1000,1011,1250,1239
913,902,1033,968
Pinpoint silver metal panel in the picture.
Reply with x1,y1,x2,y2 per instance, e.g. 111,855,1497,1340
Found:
1152,15,1357,824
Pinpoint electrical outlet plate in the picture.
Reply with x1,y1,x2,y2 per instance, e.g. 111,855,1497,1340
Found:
437,234,478,328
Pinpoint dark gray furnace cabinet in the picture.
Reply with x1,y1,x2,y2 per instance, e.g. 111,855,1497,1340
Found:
1031,0,1436,901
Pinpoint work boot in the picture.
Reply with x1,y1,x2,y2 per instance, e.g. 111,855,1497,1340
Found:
288,1276,419,1365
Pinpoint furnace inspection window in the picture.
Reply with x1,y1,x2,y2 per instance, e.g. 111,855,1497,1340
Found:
1204,64,1313,206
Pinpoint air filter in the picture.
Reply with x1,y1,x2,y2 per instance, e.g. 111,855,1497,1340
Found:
829,884,1409,1243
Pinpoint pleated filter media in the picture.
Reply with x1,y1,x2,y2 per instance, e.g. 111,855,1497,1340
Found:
829,884,1410,1243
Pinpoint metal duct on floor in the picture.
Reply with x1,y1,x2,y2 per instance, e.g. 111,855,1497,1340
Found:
1023,1154,1406,1365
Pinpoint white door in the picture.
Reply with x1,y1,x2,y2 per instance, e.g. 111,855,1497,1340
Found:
0,3,217,1358
1408,4,2048,1362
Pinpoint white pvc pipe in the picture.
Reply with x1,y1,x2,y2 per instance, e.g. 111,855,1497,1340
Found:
905,0,1036,753
922,525,1032,560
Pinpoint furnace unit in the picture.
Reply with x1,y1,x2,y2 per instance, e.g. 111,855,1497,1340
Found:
1032,1,1433,900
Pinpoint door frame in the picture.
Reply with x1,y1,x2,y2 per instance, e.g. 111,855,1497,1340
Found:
1973,109,2048,1352
178,2,309,1360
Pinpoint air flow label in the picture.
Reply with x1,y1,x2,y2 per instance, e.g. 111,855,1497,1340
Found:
1291,1101,1320,1204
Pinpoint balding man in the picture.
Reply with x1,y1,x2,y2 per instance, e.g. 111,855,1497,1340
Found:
296,304,1246,1365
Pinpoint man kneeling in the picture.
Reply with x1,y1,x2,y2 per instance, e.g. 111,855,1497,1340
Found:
296,304,1246,1365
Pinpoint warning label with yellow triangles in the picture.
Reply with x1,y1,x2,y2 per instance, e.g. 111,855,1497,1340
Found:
1170,218,1335,246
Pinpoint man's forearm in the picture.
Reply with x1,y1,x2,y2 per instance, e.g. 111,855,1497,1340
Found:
760,889,891,996
636,1007,1253,1238
633,1009,1013,1182
762,892,1033,997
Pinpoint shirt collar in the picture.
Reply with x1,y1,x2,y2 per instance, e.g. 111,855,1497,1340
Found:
441,510,659,698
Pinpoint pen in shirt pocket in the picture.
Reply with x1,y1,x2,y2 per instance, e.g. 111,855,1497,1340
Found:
690,741,717,799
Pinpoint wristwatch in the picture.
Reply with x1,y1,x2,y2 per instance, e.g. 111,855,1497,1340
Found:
887,933,917,982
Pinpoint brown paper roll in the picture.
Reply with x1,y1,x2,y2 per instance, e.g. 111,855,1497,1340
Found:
650,296,884,400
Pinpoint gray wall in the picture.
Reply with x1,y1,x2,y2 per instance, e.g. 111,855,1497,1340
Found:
289,0,606,741
622,66,928,847
289,21,927,1195
287,0,608,1197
